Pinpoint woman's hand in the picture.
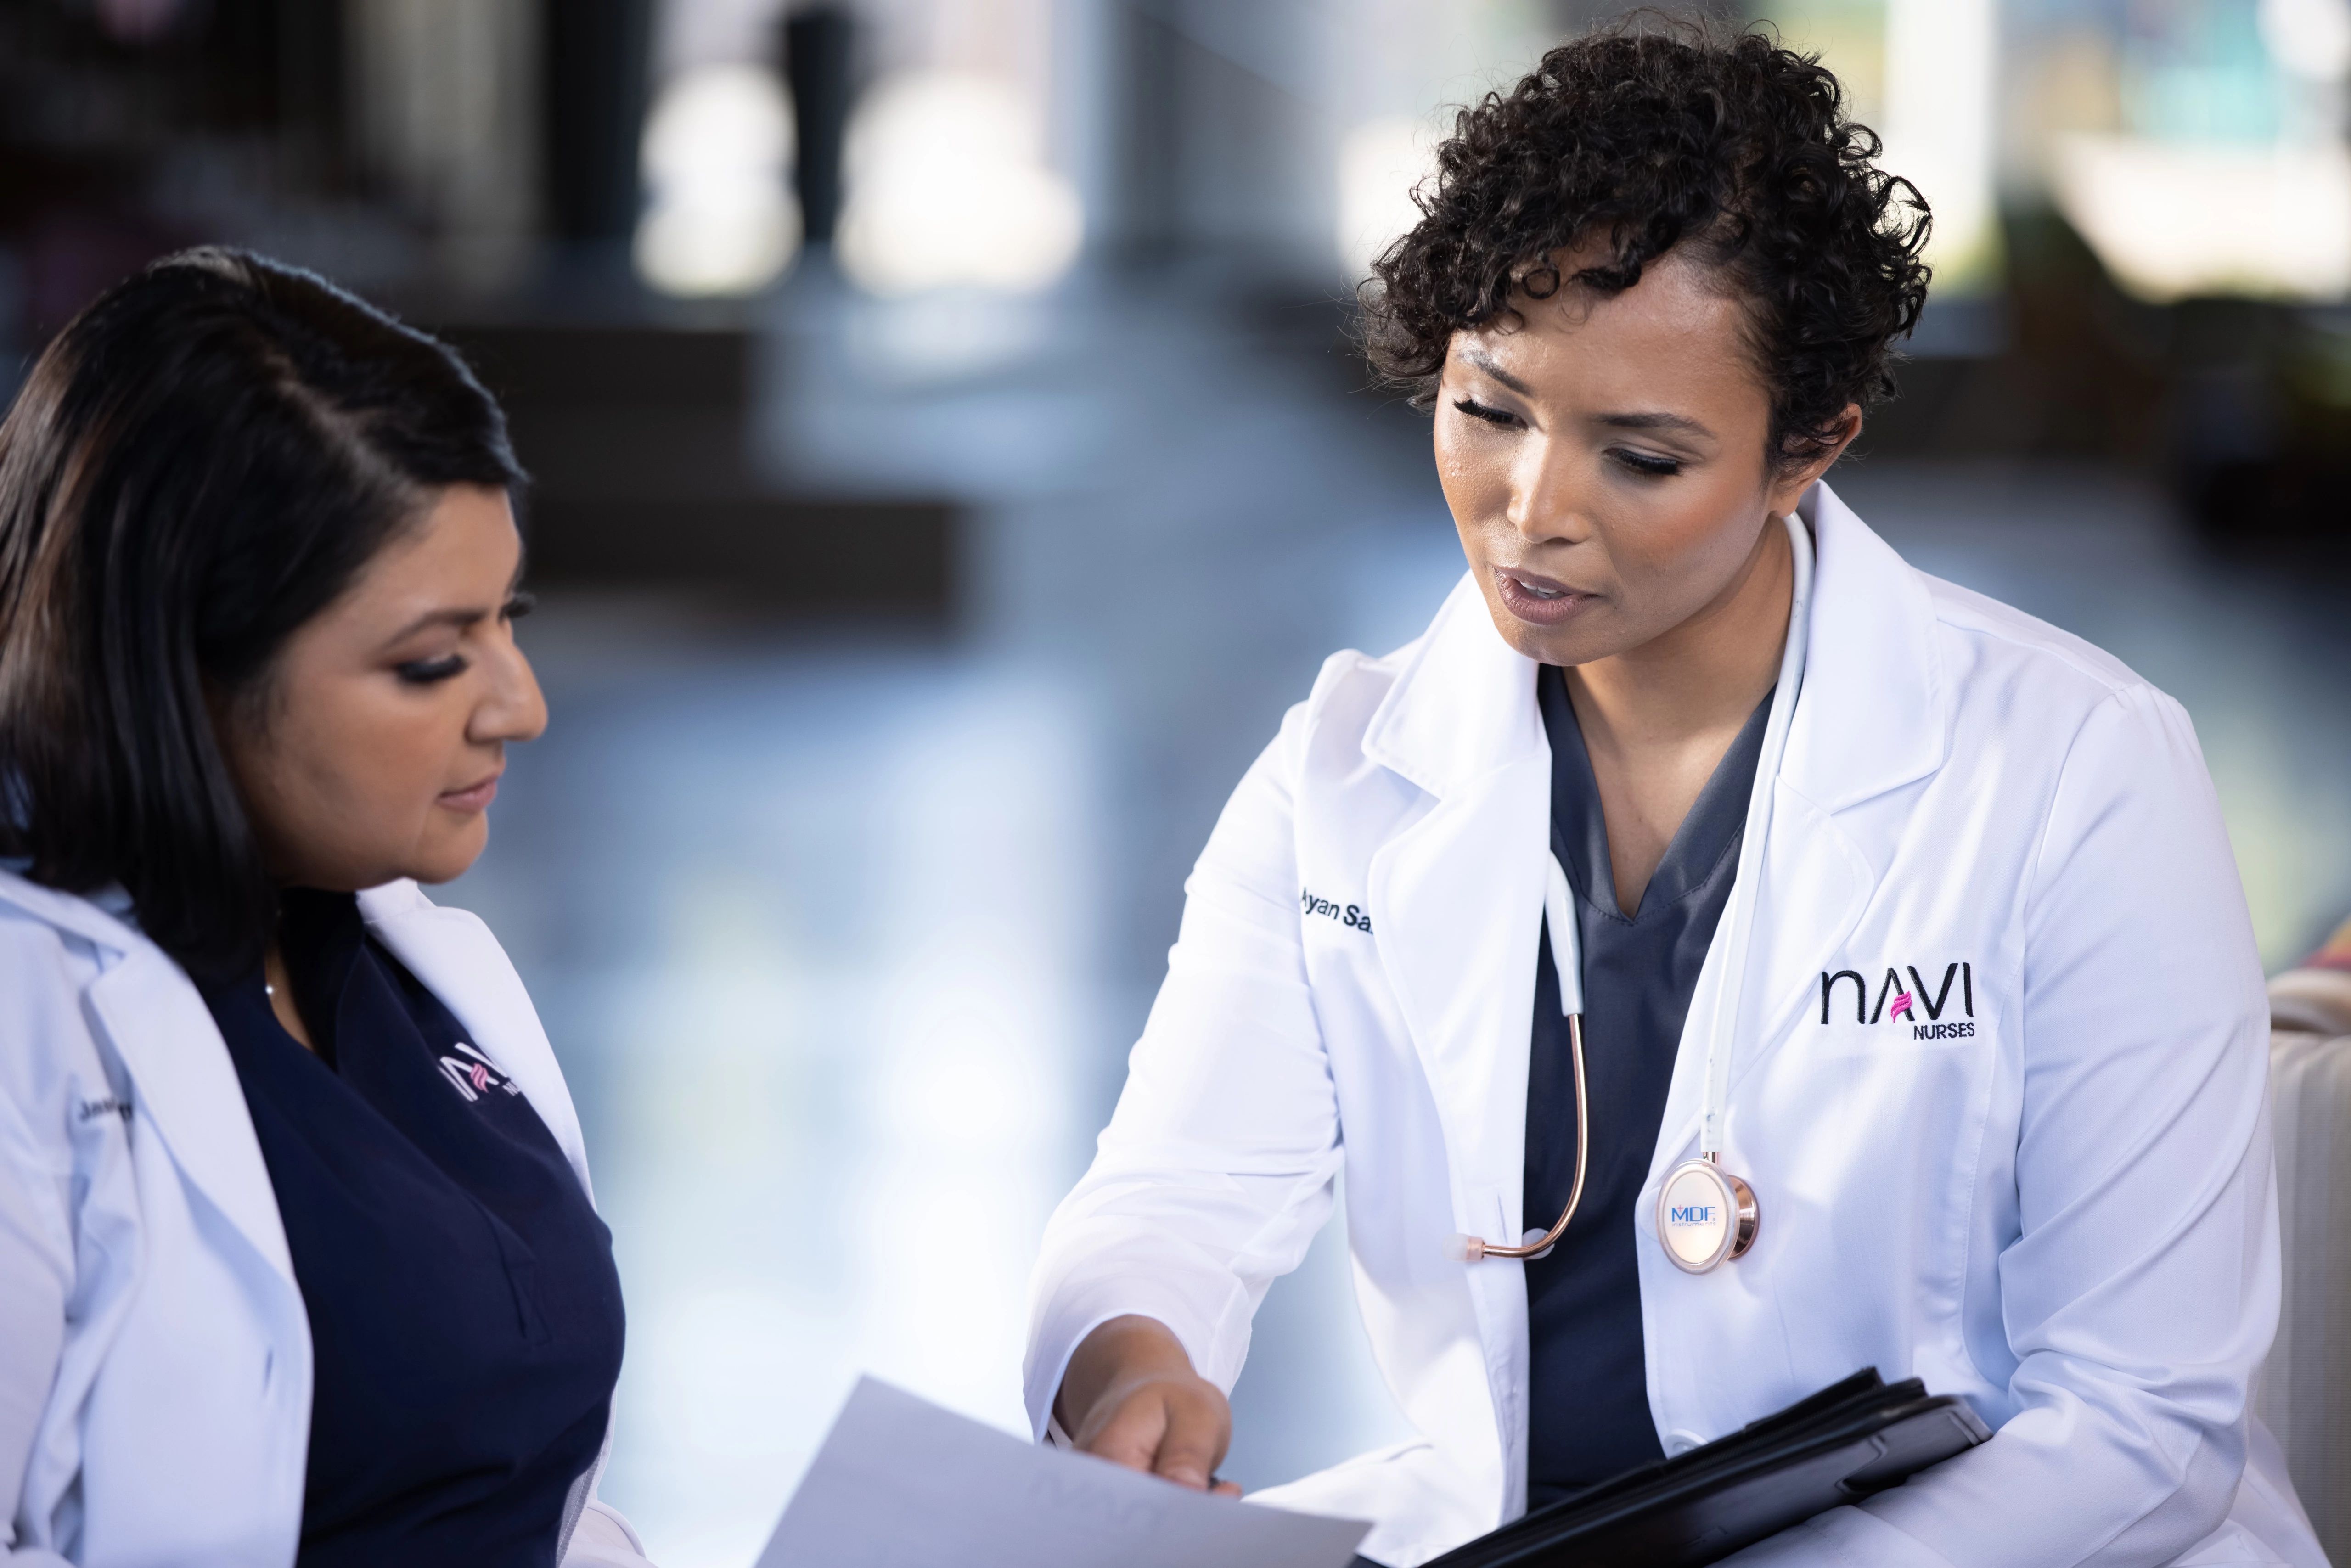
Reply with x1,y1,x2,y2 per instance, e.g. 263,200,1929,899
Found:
1055,1315,1242,1496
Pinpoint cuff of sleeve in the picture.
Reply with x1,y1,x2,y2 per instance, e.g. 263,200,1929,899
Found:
1717,1507,1959,1568
2271,967,2351,1037
561,1501,655,1567
1023,1265,1254,1440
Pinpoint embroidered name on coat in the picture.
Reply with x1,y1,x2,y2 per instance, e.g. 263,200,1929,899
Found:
1299,888,1373,934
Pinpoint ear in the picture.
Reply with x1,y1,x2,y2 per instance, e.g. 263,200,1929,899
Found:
1763,403,1863,517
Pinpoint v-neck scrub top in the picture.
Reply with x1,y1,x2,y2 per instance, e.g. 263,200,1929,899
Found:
200,889,625,1567
1521,668,1771,1508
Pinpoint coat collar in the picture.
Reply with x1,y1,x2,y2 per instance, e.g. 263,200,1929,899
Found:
0,871,595,1293
1362,573,1544,799
1780,481,1948,815
1361,480,1946,818
359,880,593,1201
0,870,300,1287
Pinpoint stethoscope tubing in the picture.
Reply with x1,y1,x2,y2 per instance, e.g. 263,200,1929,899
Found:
1456,511,1814,1265
1463,1011,1586,1262
1699,511,1815,1160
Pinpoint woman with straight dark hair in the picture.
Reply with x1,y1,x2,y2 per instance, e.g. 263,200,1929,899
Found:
0,249,655,1567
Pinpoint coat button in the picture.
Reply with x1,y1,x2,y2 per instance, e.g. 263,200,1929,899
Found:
1665,1429,1706,1456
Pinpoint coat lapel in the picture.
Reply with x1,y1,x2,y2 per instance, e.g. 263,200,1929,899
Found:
1645,482,1953,1174
0,871,300,1289
360,880,594,1202
84,945,299,1285
1361,577,1552,1514
1364,576,1550,1234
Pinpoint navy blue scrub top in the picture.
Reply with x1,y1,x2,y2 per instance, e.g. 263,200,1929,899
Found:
202,889,625,1567
1521,669,1770,1508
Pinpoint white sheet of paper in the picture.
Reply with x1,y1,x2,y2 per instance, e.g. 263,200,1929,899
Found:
753,1377,1371,1568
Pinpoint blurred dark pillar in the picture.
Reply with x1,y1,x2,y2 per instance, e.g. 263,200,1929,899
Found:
273,0,346,173
1111,0,1182,258
544,0,653,242
783,7,856,246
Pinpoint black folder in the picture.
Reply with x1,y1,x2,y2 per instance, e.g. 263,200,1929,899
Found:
1425,1369,1991,1568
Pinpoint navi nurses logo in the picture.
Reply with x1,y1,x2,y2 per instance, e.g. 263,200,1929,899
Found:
1820,962,1977,1040
438,1040,523,1104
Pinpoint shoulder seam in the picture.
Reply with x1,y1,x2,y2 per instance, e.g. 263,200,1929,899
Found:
1924,581,2145,698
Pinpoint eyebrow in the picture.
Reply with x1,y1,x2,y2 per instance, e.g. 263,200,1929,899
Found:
1457,348,1718,442
383,550,531,645
1458,346,1533,397
387,605,493,643
1596,410,1717,440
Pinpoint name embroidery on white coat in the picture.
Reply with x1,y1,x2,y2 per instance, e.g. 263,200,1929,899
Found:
1820,962,1977,1040
438,1040,523,1103
1299,888,1373,934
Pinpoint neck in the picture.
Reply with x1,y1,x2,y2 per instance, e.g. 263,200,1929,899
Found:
263,942,317,1053
1568,516,1793,750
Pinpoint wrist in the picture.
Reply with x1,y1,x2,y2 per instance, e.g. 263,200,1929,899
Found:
1056,1314,1193,1435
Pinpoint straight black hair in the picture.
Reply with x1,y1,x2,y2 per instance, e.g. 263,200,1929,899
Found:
0,247,525,978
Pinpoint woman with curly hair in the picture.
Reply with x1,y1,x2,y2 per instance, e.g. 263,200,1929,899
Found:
1024,20,2322,1568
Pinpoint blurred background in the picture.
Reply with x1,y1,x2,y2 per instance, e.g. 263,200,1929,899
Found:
6,0,2351,1561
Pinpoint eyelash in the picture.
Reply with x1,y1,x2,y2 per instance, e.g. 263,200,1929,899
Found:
396,655,466,686
1610,450,1683,478
394,594,535,685
1453,397,1519,428
1453,399,1686,479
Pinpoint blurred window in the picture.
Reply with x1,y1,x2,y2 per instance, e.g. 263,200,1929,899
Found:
635,62,802,298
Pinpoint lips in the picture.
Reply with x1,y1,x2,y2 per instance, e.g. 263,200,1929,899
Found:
1493,566,1596,627
438,772,502,812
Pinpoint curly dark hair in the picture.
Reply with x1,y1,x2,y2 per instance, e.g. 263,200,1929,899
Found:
1362,17,1932,469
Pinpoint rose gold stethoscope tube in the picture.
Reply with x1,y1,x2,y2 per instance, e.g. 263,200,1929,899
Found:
1453,852,1589,1263
1459,1010,1588,1262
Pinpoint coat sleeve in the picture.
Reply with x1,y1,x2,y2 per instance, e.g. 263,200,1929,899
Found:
1733,684,2282,1568
1023,697,1344,1433
0,929,80,1568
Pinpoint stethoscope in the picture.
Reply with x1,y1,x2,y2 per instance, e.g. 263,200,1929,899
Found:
1458,511,1814,1276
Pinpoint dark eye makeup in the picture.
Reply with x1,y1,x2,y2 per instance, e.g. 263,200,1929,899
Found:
1452,397,1520,428
395,654,467,685
1453,393,1688,479
1609,448,1684,478
392,592,534,685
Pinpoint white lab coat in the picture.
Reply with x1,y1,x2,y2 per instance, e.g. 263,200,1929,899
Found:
1024,483,2327,1568
0,871,652,1568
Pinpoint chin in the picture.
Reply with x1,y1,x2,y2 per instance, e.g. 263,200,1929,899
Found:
1480,601,1596,668
405,830,489,886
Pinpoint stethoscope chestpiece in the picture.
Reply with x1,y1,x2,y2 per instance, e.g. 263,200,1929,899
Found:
1655,1156,1760,1274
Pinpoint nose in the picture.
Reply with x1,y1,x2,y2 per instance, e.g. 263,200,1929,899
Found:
1506,431,1588,548
472,623,548,747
